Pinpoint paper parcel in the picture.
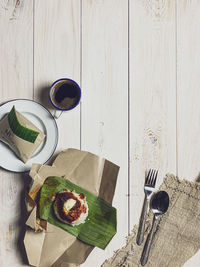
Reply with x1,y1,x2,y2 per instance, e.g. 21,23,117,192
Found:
24,148,119,267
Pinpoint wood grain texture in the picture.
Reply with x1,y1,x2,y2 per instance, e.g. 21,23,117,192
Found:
0,0,33,100
177,1,200,266
0,0,33,266
34,0,81,153
177,0,200,181
1,0,200,266
129,0,176,228
80,0,128,266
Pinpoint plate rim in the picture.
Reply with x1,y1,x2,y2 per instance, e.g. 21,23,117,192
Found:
0,98,58,173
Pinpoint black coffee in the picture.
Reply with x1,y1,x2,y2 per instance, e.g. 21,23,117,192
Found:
52,81,81,110
55,83,79,103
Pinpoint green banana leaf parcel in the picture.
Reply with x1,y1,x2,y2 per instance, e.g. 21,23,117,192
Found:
8,106,39,143
39,176,117,249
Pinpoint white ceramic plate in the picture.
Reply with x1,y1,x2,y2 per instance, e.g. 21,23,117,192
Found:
0,99,58,172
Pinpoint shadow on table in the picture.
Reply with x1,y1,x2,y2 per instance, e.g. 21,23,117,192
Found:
36,85,53,112
16,171,32,265
47,150,60,165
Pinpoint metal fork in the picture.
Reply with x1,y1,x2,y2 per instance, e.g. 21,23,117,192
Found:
136,169,158,246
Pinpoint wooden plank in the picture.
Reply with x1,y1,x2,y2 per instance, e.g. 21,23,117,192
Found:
177,0,200,181
177,1,200,266
129,0,177,229
0,0,33,100
34,0,81,152
81,0,128,266
0,0,33,266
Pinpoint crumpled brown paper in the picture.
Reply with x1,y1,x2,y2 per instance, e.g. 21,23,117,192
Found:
24,148,119,267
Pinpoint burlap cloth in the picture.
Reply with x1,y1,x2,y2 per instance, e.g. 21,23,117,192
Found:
102,174,200,267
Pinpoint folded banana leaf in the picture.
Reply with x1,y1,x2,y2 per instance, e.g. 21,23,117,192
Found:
39,176,117,249
8,106,39,143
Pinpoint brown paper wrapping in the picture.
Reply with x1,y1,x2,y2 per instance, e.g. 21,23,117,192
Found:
0,109,45,163
24,148,119,267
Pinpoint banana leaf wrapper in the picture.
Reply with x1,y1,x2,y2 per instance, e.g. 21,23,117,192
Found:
0,106,45,162
39,176,117,249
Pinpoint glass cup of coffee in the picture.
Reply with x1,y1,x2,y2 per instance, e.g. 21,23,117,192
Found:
49,78,81,118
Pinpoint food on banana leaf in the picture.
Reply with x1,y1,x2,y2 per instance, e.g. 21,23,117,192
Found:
39,176,117,249
0,106,45,163
54,189,89,226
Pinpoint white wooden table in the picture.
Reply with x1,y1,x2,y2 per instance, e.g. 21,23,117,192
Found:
0,0,200,266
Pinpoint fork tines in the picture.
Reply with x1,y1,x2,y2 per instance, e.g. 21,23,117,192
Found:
145,169,158,187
